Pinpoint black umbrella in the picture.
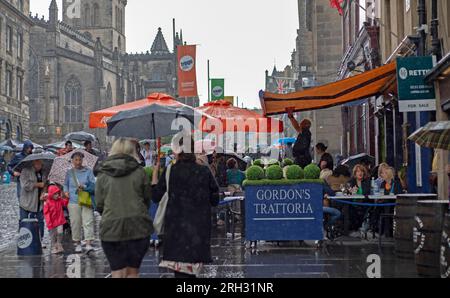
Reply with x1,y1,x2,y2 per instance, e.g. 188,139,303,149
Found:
341,153,375,169
107,104,209,139
12,152,56,172
65,131,97,143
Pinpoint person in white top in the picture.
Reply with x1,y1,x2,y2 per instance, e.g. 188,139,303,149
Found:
140,142,153,167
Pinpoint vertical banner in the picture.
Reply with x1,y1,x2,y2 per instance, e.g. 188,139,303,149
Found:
177,45,198,97
211,79,225,101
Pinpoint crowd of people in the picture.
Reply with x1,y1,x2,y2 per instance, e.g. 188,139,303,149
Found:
0,113,410,278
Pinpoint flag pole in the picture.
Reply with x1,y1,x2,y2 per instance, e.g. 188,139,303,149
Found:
207,60,211,102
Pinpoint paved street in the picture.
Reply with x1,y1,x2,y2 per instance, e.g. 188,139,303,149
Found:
0,183,418,278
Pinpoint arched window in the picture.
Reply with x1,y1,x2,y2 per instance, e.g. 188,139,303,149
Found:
105,82,112,108
18,0,24,12
64,76,82,123
16,124,22,142
84,4,91,27
5,120,12,140
93,3,100,26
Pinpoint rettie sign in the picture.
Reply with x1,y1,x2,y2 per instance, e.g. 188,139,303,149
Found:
396,56,436,112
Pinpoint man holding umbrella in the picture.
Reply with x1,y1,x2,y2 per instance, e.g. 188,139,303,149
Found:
7,140,34,201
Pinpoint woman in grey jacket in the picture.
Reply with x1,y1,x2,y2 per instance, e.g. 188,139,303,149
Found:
20,160,48,240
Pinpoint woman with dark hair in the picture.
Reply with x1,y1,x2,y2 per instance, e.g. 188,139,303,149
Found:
315,143,328,162
63,152,96,253
319,153,334,180
226,158,246,192
152,134,219,278
326,165,351,192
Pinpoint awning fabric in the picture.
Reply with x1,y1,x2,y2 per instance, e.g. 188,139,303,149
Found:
89,93,184,129
260,62,397,116
196,100,284,133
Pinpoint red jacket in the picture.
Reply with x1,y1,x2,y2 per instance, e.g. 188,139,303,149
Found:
44,185,69,230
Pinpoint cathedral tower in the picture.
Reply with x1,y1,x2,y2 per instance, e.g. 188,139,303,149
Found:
62,0,127,53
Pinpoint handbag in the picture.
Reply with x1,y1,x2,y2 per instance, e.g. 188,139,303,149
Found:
153,164,172,236
71,169,92,208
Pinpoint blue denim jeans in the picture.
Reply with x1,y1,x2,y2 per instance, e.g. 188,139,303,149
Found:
323,207,342,226
19,207,45,239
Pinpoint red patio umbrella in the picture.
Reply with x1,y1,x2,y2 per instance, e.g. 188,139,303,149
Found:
89,93,186,129
196,100,284,134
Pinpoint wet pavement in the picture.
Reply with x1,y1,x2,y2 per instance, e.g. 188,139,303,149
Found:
0,183,418,278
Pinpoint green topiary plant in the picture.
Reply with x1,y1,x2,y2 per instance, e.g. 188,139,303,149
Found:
286,165,304,180
246,165,265,181
267,159,281,167
304,164,321,179
282,158,294,167
253,159,263,168
266,165,283,180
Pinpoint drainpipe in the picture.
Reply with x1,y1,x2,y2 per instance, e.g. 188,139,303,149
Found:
430,0,442,60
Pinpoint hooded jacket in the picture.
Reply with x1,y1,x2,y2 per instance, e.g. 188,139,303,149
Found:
43,185,69,230
95,154,153,242
7,140,34,175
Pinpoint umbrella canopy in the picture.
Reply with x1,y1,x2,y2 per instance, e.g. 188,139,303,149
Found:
65,131,97,143
0,139,21,148
44,141,84,153
341,153,375,169
15,142,43,151
0,145,14,151
12,152,56,172
48,149,98,185
196,100,284,133
89,93,187,129
275,137,297,145
106,104,209,139
409,121,450,150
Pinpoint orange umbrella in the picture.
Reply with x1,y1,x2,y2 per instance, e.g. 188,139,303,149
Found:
196,100,284,133
89,93,186,129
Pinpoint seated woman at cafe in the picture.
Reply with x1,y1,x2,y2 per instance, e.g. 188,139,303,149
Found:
326,165,351,192
349,164,371,196
379,166,403,195
319,153,334,180
226,158,246,193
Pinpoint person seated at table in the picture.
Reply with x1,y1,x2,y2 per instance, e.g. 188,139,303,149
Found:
374,163,390,189
349,164,371,196
379,166,403,195
319,153,334,180
323,183,342,239
226,158,246,193
326,165,351,192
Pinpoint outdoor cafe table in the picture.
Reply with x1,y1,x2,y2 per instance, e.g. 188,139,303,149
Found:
328,195,397,236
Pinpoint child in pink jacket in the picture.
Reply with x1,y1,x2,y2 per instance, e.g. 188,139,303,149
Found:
43,185,69,254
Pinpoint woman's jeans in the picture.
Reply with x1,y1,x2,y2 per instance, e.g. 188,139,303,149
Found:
19,207,45,239
323,207,341,226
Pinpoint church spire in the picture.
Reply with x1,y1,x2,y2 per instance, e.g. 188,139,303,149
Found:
49,0,58,25
151,28,170,55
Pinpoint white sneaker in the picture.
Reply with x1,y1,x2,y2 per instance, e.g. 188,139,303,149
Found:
75,245,83,253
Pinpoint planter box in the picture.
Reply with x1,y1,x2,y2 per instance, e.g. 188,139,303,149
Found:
244,182,324,241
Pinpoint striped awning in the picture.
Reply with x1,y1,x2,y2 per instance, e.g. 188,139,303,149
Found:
260,62,397,116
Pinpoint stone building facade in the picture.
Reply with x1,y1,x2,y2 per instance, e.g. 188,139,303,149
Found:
295,0,344,161
28,0,190,145
0,0,33,142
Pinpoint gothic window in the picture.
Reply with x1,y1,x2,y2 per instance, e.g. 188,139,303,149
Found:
6,25,13,53
16,124,22,142
118,36,122,50
29,99,39,123
16,75,23,101
93,3,100,26
18,0,24,12
84,4,91,27
5,120,11,140
17,32,23,59
64,76,82,123
5,69,12,97
105,82,112,108
305,0,312,31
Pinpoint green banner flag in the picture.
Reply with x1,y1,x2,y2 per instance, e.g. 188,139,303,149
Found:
211,79,225,101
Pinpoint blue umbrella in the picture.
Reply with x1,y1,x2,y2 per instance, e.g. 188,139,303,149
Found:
275,137,296,145
0,145,14,151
